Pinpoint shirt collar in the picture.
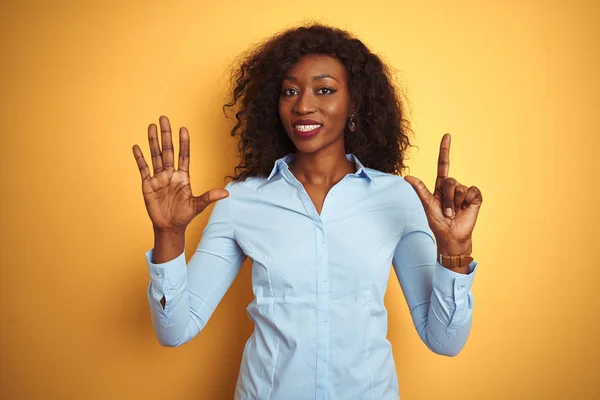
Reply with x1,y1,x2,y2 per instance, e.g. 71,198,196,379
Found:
267,153,374,182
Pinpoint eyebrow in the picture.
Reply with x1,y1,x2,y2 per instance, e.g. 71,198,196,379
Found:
283,74,340,83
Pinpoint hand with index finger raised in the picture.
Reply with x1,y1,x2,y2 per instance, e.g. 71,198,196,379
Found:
403,133,483,254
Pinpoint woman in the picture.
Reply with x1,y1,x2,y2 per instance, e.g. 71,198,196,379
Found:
132,24,481,400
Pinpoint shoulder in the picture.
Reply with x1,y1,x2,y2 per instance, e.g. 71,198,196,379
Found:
209,178,266,222
222,176,270,205
224,176,267,192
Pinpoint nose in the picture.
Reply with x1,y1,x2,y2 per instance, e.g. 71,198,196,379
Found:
293,91,317,115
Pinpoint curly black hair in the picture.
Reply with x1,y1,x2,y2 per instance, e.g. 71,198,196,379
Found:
223,23,414,182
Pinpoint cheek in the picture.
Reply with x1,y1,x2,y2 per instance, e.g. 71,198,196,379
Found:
323,102,348,126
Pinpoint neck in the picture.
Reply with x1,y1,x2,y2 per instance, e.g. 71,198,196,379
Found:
288,148,356,186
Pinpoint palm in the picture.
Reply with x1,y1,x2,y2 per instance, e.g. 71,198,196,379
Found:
142,169,196,231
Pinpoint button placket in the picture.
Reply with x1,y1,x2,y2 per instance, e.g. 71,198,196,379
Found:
286,169,342,398
315,220,330,398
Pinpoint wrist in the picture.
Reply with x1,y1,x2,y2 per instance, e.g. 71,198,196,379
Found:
152,227,186,264
436,238,472,256
153,225,186,235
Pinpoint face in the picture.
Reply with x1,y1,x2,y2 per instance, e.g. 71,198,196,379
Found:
279,54,352,155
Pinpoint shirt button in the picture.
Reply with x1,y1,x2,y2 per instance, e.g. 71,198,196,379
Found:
457,284,465,290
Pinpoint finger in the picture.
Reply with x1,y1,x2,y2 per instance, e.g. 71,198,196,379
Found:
455,184,469,210
434,133,451,194
159,116,175,172
442,177,458,218
463,186,483,208
178,127,190,172
193,189,230,216
132,144,151,181
148,123,163,174
404,175,434,208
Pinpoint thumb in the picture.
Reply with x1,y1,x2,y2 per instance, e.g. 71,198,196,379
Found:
403,175,432,205
193,189,230,216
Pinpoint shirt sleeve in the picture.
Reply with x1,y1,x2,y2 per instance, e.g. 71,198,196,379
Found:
392,186,478,357
145,186,246,347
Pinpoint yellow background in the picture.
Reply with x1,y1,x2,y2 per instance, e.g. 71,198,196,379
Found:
1,0,598,399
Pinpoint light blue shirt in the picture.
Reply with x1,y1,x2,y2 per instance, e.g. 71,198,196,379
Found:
145,153,478,400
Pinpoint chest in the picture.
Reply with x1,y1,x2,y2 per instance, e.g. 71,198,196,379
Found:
233,187,406,299
303,184,331,215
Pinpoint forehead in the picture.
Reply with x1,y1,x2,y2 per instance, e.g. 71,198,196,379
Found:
285,54,347,80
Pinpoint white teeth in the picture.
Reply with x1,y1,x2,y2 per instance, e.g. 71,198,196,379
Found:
295,124,321,132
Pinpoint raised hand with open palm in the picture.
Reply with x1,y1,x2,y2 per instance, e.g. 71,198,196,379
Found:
132,116,229,233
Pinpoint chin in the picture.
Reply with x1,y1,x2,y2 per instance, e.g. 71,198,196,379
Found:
289,139,324,154
285,130,343,155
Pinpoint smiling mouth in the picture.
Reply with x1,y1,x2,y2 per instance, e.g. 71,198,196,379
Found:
294,124,321,132
293,124,322,138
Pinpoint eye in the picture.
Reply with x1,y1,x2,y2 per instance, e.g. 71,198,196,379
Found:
282,88,298,97
316,87,336,95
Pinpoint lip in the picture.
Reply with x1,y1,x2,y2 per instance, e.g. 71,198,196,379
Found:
292,118,321,126
293,124,322,139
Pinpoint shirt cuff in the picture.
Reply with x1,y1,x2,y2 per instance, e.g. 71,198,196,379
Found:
433,260,478,337
432,260,478,301
145,248,187,290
